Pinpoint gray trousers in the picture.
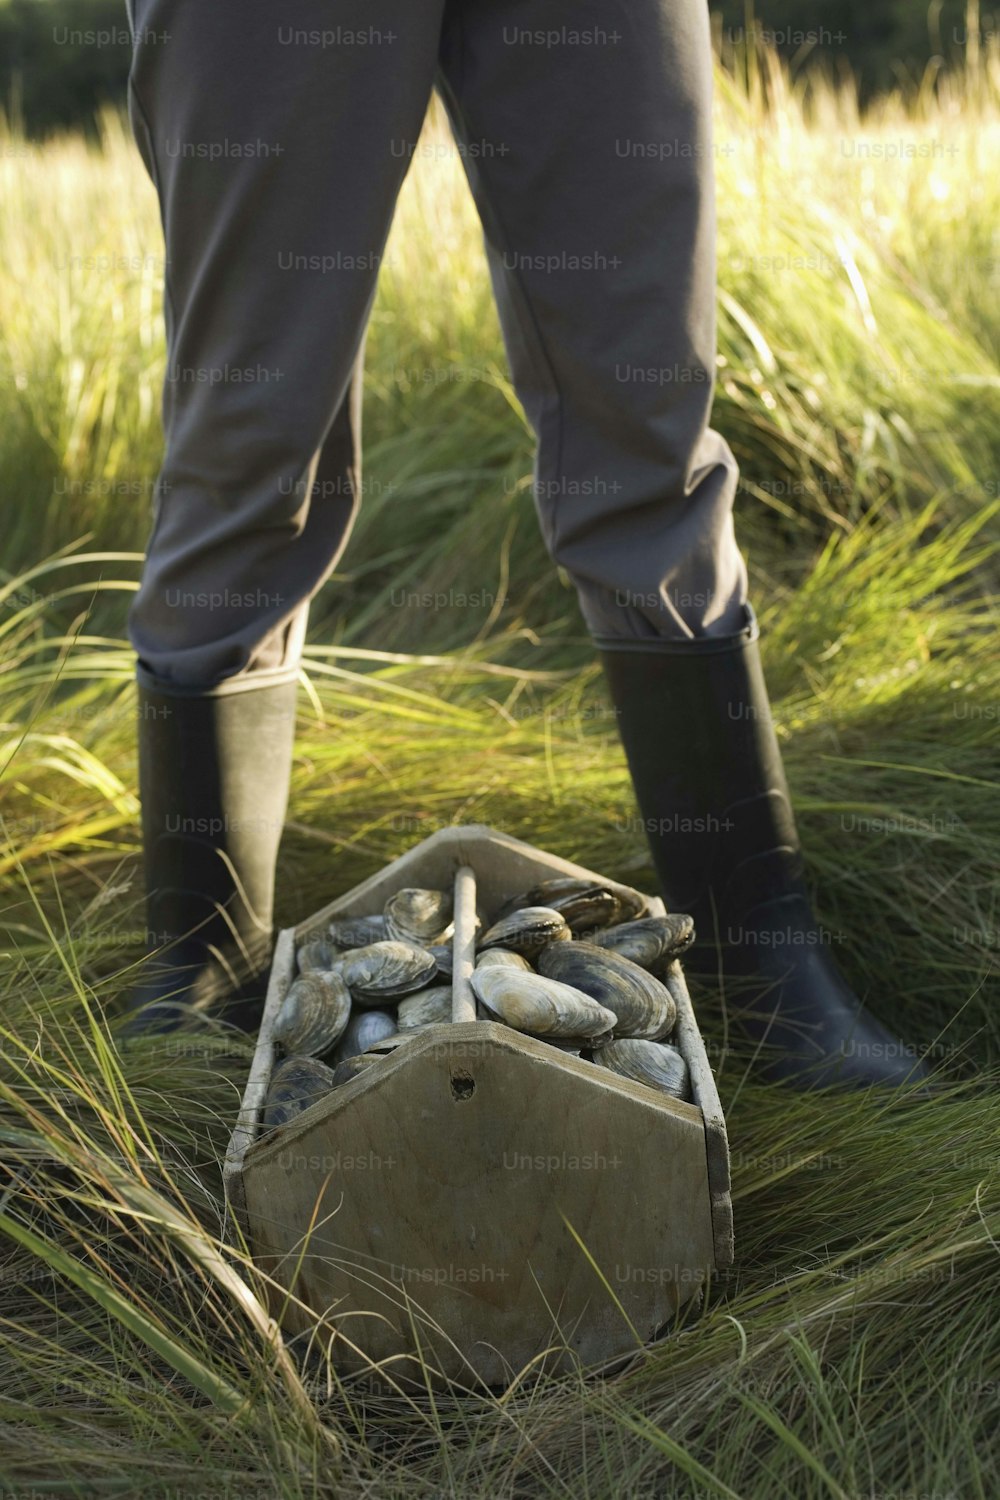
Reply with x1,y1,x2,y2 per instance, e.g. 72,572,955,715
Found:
125,0,748,691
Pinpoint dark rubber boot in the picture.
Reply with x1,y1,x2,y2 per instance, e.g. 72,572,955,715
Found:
597,611,930,1089
122,672,297,1035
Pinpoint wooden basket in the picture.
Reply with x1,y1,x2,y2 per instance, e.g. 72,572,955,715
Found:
224,825,732,1386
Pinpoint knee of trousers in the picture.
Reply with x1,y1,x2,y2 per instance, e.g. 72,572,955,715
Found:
129,386,360,690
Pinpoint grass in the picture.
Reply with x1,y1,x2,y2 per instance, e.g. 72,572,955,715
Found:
1,15,999,1499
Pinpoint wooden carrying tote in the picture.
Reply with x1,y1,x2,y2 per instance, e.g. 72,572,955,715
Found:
224,825,733,1386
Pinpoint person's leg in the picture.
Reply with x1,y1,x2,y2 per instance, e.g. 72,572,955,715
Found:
436,1,745,642
124,1,444,1026
127,2,444,685
437,2,928,1086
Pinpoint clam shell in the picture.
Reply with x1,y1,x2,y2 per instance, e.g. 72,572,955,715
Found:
496,877,648,931
397,985,453,1029
529,884,619,932
592,1039,690,1101
537,940,676,1041
296,938,339,973
332,1008,397,1064
328,913,387,949
477,906,571,959
364,1033,418,1054
262,1056,338,1130
470,965,617,1039
330,1055,378,1088
272,972,352,1056
384,887,454,946
475,948,533,971
428,943,453,978
337,940,438,1002
590,915,695,968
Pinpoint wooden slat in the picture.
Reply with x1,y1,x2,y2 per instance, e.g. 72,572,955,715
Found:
665,961,734,1269
222,926,296,1237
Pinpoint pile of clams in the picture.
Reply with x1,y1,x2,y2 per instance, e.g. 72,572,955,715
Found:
262,877,697,1132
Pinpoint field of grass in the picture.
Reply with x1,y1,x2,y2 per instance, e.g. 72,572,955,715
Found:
1,21,999,1500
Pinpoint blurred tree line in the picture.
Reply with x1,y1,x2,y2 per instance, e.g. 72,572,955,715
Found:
713,0,995,87
0,0,130,133
0,0,995,135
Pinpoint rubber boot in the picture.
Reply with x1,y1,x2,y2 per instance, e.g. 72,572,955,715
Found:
597,610,930,1089
122,672,297,1035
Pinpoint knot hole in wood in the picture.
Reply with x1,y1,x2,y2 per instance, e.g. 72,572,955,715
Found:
450,1071,476,1101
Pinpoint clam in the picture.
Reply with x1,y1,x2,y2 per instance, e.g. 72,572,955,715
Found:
364,1033,417,1054
296,937,339,973
332,1008,397,1064
477,906,571,959
592,1039,690,1101
591,915,695,968
531,883,619,932
337,940,438,1002
328,913,387,949
537,940,676,1041
470,965,617,1040
397,985,453,1029
428,943,453,979
272,971,352,1056
384,887,454,946
330,1054,378,1088
496,877,647,932
262,1056,338,1130
475,948,533,971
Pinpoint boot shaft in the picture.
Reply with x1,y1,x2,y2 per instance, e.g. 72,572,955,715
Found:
137,673,298,964
597,619,805,933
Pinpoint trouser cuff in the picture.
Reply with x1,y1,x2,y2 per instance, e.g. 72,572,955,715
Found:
135,660,301,698
593,603,759,654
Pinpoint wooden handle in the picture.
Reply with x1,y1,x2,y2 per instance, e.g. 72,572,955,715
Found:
451,864,478,1023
